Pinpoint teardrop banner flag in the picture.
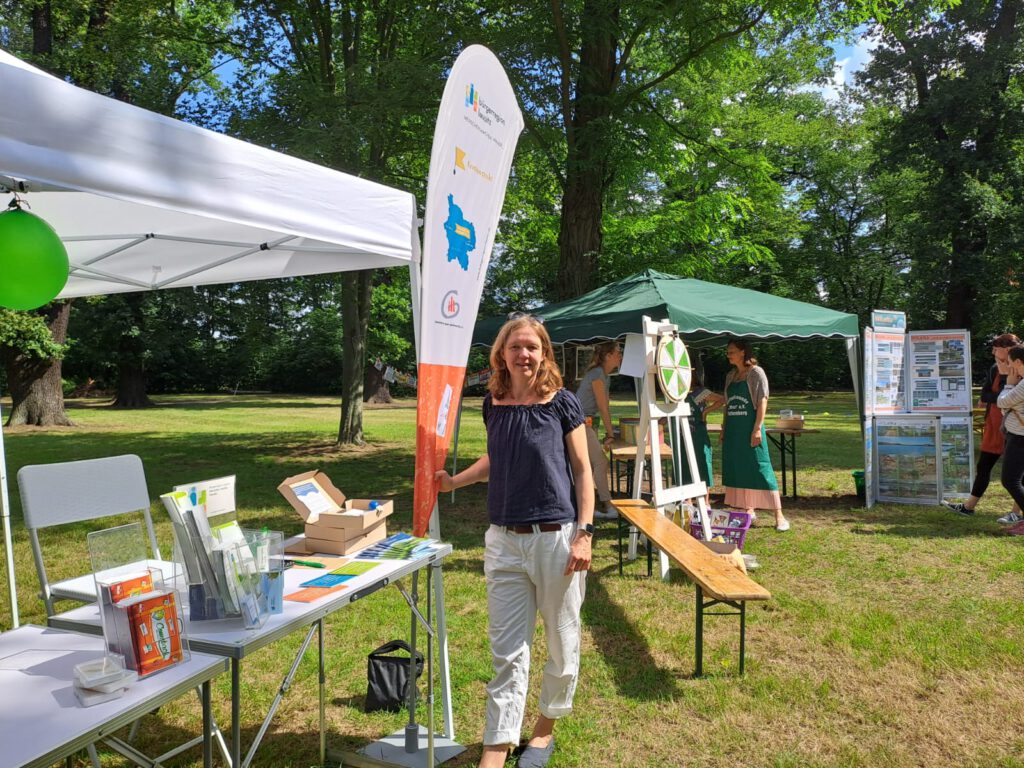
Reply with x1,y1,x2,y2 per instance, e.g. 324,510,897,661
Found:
412,46,524,536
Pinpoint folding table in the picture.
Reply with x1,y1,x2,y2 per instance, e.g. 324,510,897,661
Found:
50,543,456,768
0,624,226,768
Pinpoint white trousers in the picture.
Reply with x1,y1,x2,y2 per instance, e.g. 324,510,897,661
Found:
482,522,587,747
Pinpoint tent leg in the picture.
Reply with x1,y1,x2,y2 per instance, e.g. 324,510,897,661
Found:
1,397,19,629
428,501,455,740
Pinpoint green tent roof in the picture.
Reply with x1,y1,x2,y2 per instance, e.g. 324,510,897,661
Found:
473,270,859,346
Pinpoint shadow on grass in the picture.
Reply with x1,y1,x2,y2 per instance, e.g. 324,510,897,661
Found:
582,566,689,699
783,494,1010,539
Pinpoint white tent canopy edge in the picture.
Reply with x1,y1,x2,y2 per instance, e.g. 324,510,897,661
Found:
0,47,420,628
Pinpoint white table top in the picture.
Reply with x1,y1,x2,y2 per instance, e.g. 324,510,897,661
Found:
50,543,453,659
0,625,227,768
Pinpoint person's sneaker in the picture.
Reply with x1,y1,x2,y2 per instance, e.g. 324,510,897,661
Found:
997,510,1023,525
775,518,790,532
942,500,974,516
1003,520,1024,536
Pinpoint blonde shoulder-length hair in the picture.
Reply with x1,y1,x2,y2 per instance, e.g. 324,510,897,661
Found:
488,317,563,400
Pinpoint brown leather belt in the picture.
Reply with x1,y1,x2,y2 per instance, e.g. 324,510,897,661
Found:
504,523,563,534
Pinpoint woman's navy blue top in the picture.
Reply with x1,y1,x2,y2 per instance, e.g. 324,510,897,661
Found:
483,388,585,526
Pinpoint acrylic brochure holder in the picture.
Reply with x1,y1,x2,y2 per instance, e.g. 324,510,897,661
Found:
163,489,281,628
88,522,190,679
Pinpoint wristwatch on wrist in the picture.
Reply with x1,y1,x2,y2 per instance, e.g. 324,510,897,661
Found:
577,523,595,537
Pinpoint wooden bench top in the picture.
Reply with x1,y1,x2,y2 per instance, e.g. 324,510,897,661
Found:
610,499,771,603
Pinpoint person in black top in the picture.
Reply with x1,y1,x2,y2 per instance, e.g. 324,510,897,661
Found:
435,316,593,768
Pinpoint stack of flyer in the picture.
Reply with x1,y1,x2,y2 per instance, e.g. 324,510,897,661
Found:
72,653,137,707
161,491,269,627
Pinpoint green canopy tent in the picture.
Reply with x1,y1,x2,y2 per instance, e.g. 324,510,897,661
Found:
472,269,862,412
473,269,859,346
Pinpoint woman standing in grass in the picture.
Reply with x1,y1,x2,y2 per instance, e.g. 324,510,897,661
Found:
720,339,789,531
435,315,593,768
997,345,1024,536
944,333,1022,522
575,340,623,519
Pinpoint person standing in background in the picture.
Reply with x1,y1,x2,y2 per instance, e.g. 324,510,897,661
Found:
944,333,1022,522
576,341,623,520
996,345,1024,536
720,339,790,532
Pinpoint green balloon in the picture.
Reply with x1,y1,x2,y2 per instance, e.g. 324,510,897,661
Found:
0,208,70,310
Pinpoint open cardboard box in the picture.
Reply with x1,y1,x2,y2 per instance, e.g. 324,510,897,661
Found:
278,470,393,555
700,539,747,575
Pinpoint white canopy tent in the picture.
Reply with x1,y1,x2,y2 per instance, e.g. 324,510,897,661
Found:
0,48,420,626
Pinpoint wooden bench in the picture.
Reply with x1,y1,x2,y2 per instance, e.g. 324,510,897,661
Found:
610,499,771,676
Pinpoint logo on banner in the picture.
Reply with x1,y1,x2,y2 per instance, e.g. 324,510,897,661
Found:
444,194,476,270
441,290,460,318
454,146,494,182
464,82,506,127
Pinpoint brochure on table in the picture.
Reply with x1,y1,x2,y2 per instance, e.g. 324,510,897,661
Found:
862,310,973,507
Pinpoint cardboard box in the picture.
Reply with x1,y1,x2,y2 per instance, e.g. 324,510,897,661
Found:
277,470,346,522
313,499,393,533
299,523,388,556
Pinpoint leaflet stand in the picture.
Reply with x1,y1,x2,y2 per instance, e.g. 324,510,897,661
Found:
89,522,191,677
629,316,713,580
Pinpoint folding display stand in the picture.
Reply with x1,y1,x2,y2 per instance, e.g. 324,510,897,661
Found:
626,316,713,579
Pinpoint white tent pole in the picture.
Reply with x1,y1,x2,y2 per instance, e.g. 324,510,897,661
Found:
0,397,19,628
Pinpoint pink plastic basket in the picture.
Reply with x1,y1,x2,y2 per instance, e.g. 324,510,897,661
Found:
689,509,752,549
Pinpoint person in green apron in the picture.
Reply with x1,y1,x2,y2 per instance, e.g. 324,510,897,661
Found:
720,339,790,531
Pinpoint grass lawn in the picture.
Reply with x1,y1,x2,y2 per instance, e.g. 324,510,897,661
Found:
2,391,1023,767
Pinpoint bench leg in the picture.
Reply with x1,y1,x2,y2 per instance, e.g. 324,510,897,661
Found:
695,590,748,677
695,586,704,677
739,600,746,676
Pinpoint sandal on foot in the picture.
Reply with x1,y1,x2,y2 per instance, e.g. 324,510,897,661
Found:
517,737,556,768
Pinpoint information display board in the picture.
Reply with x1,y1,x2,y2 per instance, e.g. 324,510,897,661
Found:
940,416,974,499
868,330,907,414
874,415,942,505
907,331,972,412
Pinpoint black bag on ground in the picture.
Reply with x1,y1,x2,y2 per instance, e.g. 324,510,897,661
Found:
365,639,424,713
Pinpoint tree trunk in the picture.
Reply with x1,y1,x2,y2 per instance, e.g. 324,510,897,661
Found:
554,0,617,300
111,294,154,408
363,364,393,404
4,302,74,427
338,270,373,444
112,364,154,408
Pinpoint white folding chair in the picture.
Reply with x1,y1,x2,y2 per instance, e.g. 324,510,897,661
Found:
18,454,162,617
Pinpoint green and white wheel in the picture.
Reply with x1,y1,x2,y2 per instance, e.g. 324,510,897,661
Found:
656,333,691,402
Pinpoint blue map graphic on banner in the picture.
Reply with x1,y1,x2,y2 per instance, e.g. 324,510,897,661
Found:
443,193,476,271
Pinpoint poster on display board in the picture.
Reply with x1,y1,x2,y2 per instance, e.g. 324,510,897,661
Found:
869,331,907,414
874,415,942,504
907,330,972,412
940,416,974,499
